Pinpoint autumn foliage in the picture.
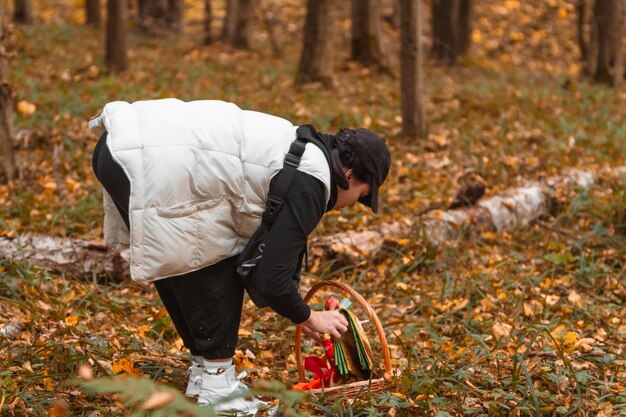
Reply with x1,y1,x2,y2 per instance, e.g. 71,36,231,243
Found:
0,1,625,416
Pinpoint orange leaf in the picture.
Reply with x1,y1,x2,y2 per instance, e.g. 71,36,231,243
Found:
112,357,142,377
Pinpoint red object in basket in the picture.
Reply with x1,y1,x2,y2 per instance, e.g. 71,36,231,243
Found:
325,297,340,311
293,296,345,391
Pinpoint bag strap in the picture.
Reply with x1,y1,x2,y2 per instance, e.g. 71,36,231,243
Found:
262,125,333,225
262,136,308,224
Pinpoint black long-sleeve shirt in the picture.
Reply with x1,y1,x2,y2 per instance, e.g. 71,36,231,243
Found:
254,170,336,324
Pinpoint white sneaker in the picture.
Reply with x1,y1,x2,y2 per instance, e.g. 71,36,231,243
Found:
197,365,266,416
184,363,203,398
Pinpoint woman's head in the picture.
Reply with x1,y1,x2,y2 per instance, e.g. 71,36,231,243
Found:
329,128,391,213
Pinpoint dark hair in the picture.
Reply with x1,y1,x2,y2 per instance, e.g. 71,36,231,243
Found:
329,128,373,190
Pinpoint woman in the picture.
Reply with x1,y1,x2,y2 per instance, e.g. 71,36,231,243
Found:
90,98,391,414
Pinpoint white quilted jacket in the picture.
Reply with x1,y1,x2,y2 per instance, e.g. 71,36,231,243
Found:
89,99,331,282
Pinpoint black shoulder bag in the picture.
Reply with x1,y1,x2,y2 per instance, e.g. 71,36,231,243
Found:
236,126,331,307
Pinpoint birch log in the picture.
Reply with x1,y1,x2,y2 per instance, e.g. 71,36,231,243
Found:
0,168,623,279
0,235,130,281
310,169,613,261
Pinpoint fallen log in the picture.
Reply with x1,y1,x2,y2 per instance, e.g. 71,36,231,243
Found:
0,167,623,279
0,234,130,281
310,168,617,261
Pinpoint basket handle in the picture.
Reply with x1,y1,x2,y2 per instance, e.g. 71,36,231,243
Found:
294,280,392,382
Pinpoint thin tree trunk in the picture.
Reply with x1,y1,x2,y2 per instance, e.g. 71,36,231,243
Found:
351,0,389,72
457,0,472,55
261,1,282,58
296,0,336,87
86,0,101,26
0,13,16,182
106,0,128,72
575,0,590,75
431,0,460,65
231,0,254,49
389,0,400,29
222,0,239,43
14,0,34,24
167,0,183,33
137,0,168,34
400,0,427,139
592,0,624,87
204,0,212,44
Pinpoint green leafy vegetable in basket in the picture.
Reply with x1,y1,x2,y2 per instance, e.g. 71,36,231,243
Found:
333,307,374,380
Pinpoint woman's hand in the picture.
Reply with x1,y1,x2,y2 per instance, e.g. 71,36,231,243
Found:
302,310,348,340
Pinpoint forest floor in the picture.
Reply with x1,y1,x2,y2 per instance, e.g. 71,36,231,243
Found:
1,0,625,416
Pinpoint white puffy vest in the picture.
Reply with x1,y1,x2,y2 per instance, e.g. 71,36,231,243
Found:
89,99,331,282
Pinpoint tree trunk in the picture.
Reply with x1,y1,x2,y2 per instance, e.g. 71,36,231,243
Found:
14,0,34,24
351,0,389,72
296,0,336,87
204,0,212,44
387,0,400,29
457,0,472,55
576,0,590,75
222,0,239,43
166,0,183,33
137,0,171,34
260,1,283,58
431,0,460,65
592,0,624,87
86,0,101,27
231,0,254,49
400,0,427,139
0,14,16,182
106,0,128,72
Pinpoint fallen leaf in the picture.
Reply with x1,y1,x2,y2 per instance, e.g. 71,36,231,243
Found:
112,357,142,377
78,364,93,380
567,290,583,307
17,100,36,115
141,391,175,410
492,321,513,338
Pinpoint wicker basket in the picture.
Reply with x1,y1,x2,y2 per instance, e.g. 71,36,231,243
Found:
294,280,392,401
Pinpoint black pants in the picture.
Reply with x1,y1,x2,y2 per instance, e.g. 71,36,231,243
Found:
92,132,244,359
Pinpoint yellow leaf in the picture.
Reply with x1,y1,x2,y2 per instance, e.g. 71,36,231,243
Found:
112,357,142,377
65,176,81,192
258,350,274,361
238,328,252,336
17,100,36,116
137,324,150,338
62,291,76,303
44,180,58,192
562,331,577,345
395,282,408,291
471,29,483,43
64,315,79,325
42,370,53,391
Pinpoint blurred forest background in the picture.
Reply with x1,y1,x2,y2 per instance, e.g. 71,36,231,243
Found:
0,0,625,416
